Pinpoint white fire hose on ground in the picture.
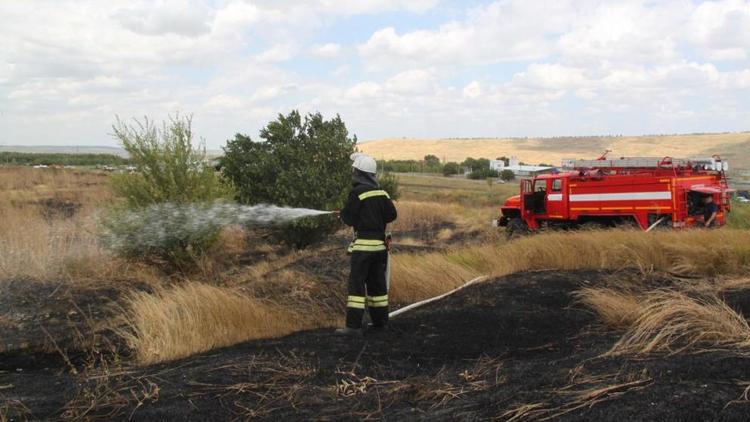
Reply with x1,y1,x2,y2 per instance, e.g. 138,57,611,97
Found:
389,275,489,319
646,216,668,232
387,217,664,319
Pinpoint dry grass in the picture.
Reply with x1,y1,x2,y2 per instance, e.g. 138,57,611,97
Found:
0,398,31,422
574,287,643,330
500,369,652,421
391,199,503,239
607,290,750,355
398,173,518,207
119,282,337,364
0,166,252,284
390,229,750,303
0,167,119,281
390,251,486,303
389,201,460,234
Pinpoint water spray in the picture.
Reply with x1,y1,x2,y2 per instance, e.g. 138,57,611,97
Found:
101,201,334,252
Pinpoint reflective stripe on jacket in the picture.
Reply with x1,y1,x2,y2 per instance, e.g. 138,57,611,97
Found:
341,184,397,253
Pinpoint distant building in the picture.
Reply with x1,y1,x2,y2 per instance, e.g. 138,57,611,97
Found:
489,156,554,177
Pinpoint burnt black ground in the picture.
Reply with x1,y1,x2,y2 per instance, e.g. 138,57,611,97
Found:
0,278,129,354
3,270,750,421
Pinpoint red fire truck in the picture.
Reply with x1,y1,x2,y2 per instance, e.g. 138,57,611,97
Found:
498,155,734,235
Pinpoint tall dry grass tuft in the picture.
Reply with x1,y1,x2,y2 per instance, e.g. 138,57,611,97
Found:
390,229,750,303
574,287,644,330
119,282,336,364
389,252,482,303
607,290,750,355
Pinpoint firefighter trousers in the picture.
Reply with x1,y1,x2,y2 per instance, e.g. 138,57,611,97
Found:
345,251,389,329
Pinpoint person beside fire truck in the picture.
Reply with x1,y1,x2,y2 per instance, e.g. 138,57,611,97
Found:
704,196,718,227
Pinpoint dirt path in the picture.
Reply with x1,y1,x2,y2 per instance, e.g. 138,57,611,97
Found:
3,270,750,421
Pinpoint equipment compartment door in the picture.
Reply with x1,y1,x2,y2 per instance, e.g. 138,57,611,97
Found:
546,179,565,218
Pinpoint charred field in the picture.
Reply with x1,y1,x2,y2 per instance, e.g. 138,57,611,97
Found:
4,270,750,421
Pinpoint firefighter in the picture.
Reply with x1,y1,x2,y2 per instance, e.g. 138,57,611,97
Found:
335,153,397,336
704,195,718,228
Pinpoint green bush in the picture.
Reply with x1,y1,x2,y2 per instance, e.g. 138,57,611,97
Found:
111,115,233,208
500,169,516,181
221,110,356,248
462,157,491,173
0,152,129,166
104,115,234,268
468,168,499,180
378,171,401,200
443,162,460,176
101,202,225,269
728,200,750,229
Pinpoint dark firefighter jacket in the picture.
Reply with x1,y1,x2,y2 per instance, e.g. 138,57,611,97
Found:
341,181,397,252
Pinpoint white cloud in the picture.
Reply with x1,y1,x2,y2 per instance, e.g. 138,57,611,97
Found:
359,1,580,69
463,81,481,99
111,0,213,37
1,0,750,147
510,64,586,90
383,69,436,95
686,0,750,60
255,45,297,63
345,82,382,100
310,43,341,58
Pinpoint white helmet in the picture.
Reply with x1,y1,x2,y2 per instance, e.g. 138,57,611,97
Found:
351,152,377,174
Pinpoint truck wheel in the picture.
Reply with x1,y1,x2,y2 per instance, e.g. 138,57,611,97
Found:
507,218,528,238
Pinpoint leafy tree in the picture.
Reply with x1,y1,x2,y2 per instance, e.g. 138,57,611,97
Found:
221,111,356,248
500,169,516,182
462,157,491,173
443,162,460,176
468,168,499,180
424,154,440,166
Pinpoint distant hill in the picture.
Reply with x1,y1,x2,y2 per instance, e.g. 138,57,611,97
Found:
359,133,750,170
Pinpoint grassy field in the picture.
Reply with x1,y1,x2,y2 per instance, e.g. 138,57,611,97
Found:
397,173,517,207
361,132,750,169
3,165,750,419
1,166,749,363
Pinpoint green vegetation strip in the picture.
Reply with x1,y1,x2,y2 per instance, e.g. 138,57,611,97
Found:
0,152,130,166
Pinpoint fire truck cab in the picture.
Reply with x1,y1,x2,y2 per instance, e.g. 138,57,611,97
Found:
498,156,733,235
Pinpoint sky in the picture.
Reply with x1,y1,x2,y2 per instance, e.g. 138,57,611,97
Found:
1,0,750,149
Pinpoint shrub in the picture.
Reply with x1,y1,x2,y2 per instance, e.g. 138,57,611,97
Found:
101,202,226,269
728,200,750,229
221,111,356,248
378,171,401,200
468,168,499,180
443,162,460,176
111,115,233,208
500,169,516,181
104,115,234,268
462,157,490,173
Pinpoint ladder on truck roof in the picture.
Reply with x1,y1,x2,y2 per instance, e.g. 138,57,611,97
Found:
561,156,728,172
